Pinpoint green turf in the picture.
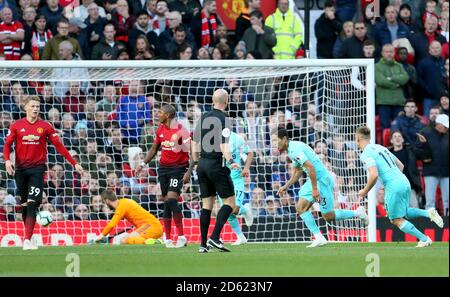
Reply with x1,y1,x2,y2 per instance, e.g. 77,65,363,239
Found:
0,242,448,277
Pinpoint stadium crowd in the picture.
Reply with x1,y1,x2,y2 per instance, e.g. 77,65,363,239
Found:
0,0,449,222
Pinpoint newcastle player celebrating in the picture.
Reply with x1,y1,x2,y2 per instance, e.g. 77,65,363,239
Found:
3,95,85,250
139,104,191,248
192,89,239,253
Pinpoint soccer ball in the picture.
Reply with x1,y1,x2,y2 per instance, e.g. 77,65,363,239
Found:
36,211,53,227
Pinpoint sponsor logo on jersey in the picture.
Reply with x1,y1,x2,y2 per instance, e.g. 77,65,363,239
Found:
161,140,175,148
160,134,164,138
22,135,40,141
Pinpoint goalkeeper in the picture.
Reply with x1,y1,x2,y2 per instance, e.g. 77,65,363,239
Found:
217,131,254,245
92,189,163,244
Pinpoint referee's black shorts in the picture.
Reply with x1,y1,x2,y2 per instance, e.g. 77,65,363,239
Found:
197,158,234,199
14,165,46,205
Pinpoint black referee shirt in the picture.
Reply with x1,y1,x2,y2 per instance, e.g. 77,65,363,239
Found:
193,108,232,160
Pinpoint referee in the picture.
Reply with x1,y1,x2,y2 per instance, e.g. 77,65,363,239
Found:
192,89,239,253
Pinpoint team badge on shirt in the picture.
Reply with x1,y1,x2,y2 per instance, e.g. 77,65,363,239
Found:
37,127,44,134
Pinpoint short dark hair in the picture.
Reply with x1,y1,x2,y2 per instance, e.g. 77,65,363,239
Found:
101,189,118,201
272,128,289,140
249,10,263,19
161,104,176,119
174,25,186,34
405,99,416,106
137,10,149,17
363,39,375,47
324,0,335,8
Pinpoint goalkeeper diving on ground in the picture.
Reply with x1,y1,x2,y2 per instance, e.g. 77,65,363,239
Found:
91,189,163,245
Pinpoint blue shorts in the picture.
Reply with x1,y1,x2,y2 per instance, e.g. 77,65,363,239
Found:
217,177,245,207
298,172,334,214
385,176,411,220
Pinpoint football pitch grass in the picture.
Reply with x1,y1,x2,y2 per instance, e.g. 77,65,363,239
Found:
0,242,448,277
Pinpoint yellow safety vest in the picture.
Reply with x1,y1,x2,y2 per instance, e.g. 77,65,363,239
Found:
265,8,303,59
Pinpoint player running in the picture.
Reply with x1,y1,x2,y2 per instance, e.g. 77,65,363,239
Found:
217,131,254,245
355,126,443,247
92,189,163,244
138,104,191,248
3,95,85,250
273,128,368,248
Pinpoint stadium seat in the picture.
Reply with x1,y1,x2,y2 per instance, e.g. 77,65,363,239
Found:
382,128,391,147
375,115,381,144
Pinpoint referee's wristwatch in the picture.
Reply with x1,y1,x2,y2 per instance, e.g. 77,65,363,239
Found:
226,158,235,165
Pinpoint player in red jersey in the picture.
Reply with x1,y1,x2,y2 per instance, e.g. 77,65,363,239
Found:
138,104,191,248
3,95,85,250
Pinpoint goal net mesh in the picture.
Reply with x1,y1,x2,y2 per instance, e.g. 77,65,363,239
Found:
0,63,370,246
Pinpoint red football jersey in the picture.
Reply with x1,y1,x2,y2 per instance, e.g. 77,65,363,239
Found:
154,123,190,167
0,21,24,60
3,118,77,169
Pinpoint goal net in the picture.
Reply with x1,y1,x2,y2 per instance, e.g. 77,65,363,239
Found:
0,60,376,247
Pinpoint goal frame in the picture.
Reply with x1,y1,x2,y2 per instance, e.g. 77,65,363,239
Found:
0,59,377,243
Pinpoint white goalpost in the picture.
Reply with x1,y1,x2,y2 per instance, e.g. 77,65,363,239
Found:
0,59,376,246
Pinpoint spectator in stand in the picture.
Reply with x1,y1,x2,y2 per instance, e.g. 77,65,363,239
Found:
314,0,342,59
441,95,449,115
91,23,120,60
116,80,151,145
0,7,24,60
0,0,20,19
84,2,107,55
111,0,136,44
68,203,89,220
375,43,409,132
129,10,158,55
68,17,90,59
389,130,424,208
396,46,418,101
211,42,230,59
150,0,169,36
265,0,302,60
241,10,276,59
2,82,25,120
373,5,410,48
235,0,260,42
213,24,234,49
162,24,194,59
89,194,108,220
233,40,246,59
391,100,424,145
409,14,446,65
73,0,106,21
332,20,353,58
423,0,439,25
440,11,449,42
38,0,63,35
174,42,193,60
31,14,53,60
46,163,72,203
133,35,155,60
398,3,421,35
20,6,37,56
62,81,86,117
96,84,117,112
338,21,374,58
169,0,201,26
42,18,82,60
335,0,357,22
0,194,19,221
376,187,387,217
417,41,446,119
417,114,449,215
190,0,219,50
0,111,12,152
144,0,157,19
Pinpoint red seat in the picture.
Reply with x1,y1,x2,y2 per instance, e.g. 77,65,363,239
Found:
382,128,391,146
375,115,381,144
